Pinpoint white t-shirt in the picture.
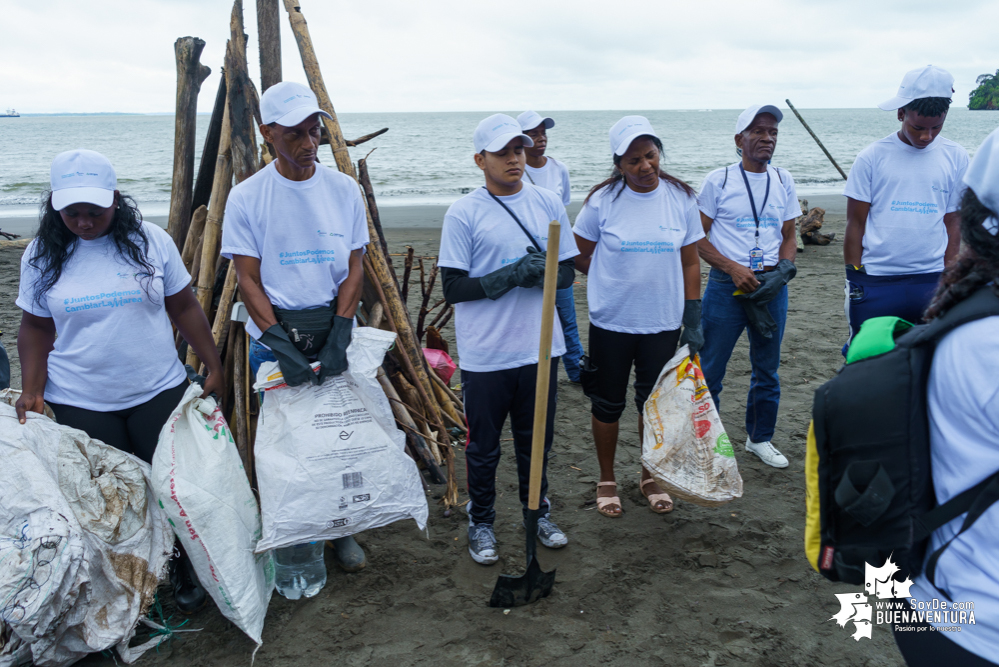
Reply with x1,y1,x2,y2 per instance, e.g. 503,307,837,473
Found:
909,316,999,660
843,133,968,276
698,163,802,268
574,180,704,333
16,222,190,411
524,157,571,207
221,161,369,339
438,184,579,372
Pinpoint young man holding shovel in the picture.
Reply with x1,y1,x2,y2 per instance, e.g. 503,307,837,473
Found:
221,81,369,582
438,113,579,565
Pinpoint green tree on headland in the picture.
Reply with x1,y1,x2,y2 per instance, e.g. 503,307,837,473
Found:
969,70,999,110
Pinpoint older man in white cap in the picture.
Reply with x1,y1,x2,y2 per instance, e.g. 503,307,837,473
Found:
517,110,583,384
438,113,579,565
221,81,370,588
696,104,801,469
843,65,969,344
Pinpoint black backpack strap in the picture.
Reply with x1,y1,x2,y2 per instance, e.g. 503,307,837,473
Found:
774,166,784,185
721,166,728,189
484,187,543,251
923,470,999,596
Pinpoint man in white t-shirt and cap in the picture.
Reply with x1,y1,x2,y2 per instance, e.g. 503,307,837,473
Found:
221,81,370,583
517,110,583,384
438,113,579,565
696,104,802,469
843,65,968,344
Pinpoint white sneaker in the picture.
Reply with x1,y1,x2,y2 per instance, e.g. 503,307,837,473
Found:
746,438,789,468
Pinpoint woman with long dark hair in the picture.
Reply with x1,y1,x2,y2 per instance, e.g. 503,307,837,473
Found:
896,128,999,667
573,116,704,517
15,149,224,613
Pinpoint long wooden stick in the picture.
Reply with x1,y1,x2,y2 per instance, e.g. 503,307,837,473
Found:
528,221,560,510
346,127,388,147
358,151,396,283
233,322,251,482
228,0,259,184
192,98,232,319
429,367,463,411
167,37,212,250
401,247,414,304
181,205,208,273
256,0,282,91
785,99,848,180
191,74,227,215
377,368,446,484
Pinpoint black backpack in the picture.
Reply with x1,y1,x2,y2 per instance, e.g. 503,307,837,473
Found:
806,286,999,588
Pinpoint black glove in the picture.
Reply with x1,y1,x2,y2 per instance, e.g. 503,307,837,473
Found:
479,247,547,299
317,315,353,382
259,324,318,387
678,299,704,357
735,295,778,339
746,259,797,305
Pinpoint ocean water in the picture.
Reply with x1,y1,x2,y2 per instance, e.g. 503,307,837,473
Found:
2,108,997,218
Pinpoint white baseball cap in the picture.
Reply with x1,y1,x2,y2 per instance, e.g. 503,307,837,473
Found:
609,116,659,156
260,81,333,126
474,113,534,153
517,110,555,132
50,149,117,211
878,65,954,111
963,127,999,235
735,104,783,134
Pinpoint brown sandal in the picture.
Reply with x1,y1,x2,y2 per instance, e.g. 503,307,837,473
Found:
641,478,674,514
596,481,623,518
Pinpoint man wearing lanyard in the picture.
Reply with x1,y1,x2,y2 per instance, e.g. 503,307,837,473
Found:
695,105,801,468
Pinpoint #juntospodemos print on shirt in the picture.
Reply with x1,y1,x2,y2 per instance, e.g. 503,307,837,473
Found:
16,222,190,411
220,161,370,339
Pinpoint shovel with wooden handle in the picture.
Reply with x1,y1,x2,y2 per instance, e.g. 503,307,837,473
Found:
489,220,561,608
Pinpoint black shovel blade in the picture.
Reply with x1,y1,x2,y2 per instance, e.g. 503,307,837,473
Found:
489,555,556,608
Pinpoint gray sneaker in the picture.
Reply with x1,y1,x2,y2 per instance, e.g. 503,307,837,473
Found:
533,514,568,549
468,520,499,565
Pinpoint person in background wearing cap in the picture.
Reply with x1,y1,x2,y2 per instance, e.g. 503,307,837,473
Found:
221,81,370,582
897,127,999,667
438,113,579,565
843,65,968,344
574,116,704,517
15,149,225,613
695,105,801,469
518,110,583,384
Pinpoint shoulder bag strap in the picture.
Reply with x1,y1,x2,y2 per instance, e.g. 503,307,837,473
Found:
484,187,545,251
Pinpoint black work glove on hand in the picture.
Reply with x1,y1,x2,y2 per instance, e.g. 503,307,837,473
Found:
678,299,704,357
735,296,778,339
479,246,547,299
746,259,797,305
260,324,318,387
317,315,353,383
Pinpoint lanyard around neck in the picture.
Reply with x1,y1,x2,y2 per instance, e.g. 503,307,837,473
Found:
738,163,770,241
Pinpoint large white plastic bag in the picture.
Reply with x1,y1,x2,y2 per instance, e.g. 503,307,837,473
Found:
151,384,274,647
641,345,744,507
253,327,429,551
0,402,173,666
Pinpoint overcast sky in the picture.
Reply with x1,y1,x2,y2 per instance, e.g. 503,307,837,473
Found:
2,0,997,114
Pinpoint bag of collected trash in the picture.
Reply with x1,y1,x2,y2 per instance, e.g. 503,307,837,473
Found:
423,348,457,384
641,346,743,507
254,327,429,551
152,384,274,647
0,402,174,666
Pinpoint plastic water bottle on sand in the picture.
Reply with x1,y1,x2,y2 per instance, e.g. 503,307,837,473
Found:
273,542,327,599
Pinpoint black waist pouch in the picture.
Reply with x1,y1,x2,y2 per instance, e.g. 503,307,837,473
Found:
273,300,336,355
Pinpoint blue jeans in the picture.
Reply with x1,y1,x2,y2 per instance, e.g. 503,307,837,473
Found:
699,268,788,442
248,337,278,381
556,286,583,382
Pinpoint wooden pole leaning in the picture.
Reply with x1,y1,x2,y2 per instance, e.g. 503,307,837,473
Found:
167,37,212,250
785,99,848,181
256,0,282,92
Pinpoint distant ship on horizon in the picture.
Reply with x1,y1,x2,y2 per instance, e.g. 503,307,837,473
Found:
1,108,20,117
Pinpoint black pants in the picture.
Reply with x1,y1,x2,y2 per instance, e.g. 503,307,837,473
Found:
462,359,558,526
583,324,681,423
49,381,188,464
894,622,997,666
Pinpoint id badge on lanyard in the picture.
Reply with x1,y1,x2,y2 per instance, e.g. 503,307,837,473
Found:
739,164,770,273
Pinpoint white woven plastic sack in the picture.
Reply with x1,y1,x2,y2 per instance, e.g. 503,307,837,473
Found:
0,401,173,667
641,345,744,507
151,384,274,647
254,327,429,551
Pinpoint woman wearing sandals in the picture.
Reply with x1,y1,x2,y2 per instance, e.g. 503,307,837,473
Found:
574,116,705,517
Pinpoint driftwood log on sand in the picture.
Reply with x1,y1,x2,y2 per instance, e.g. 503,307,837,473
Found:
800,206,836,246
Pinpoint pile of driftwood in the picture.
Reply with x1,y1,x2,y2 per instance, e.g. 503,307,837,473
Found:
165,0,460,506
796,199,836,246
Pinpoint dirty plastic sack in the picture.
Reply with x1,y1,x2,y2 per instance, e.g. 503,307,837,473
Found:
152,384,274,647
641,346,744,507
254,327,429,551
0,402,174,666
